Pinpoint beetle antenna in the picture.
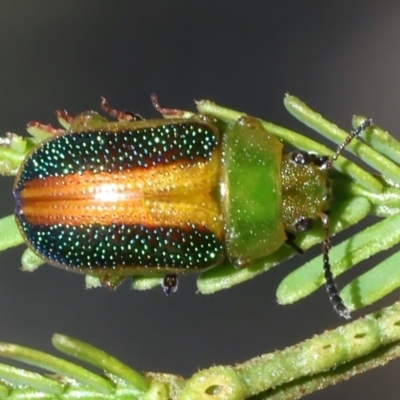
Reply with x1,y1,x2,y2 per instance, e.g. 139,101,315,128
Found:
320,213,350,319
322,118,372,319
325,118,373,170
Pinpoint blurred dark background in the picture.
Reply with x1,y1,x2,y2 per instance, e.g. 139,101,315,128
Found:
1,1,400,399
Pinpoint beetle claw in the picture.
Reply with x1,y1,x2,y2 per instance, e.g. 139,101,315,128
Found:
26,121,65,137
98,275,126,290
163,275,178,295
151,94,187,118
100,97,142,122
285,232,304,255
55,109,74,129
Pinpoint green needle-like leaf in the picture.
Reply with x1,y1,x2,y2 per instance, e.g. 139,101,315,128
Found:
197,98,382,193
352,115,400,167
341,251,400,310
1,304,400,400
284,95,400,188
52,334,150,393
0,215,24,251
198,197,370,294
181,301,400,399
2,96,400,398
21,248,44,272
0,342,114,393
0,136,38,176
131,275,163,291
0,362,64,394
277,212,400,307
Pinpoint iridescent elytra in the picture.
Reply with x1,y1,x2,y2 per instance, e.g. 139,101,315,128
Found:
12,97,372,318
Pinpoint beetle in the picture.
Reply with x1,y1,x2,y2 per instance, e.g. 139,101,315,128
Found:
12,96,371,318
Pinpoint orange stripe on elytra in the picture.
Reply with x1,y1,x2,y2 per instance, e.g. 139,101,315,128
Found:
19,152,220,198
17,152,223,238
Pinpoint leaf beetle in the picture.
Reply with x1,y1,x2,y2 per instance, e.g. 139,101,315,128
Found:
11,96,371,318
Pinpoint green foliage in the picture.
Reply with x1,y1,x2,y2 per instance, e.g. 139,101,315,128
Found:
1,95,400,398
4,95,400,312
0,302,400,399
196,95,400,309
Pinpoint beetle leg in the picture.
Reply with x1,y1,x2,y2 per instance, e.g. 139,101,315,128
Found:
163,275,178,295
98,274,127,289
151,93,194,119
55,109,74,130
26,121,65,138
284,231,304,255
320,212,351,319
101,97,143,121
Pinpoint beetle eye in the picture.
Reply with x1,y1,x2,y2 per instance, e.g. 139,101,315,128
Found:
290,151,316,165
291,151,307,165
294,217,314,232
